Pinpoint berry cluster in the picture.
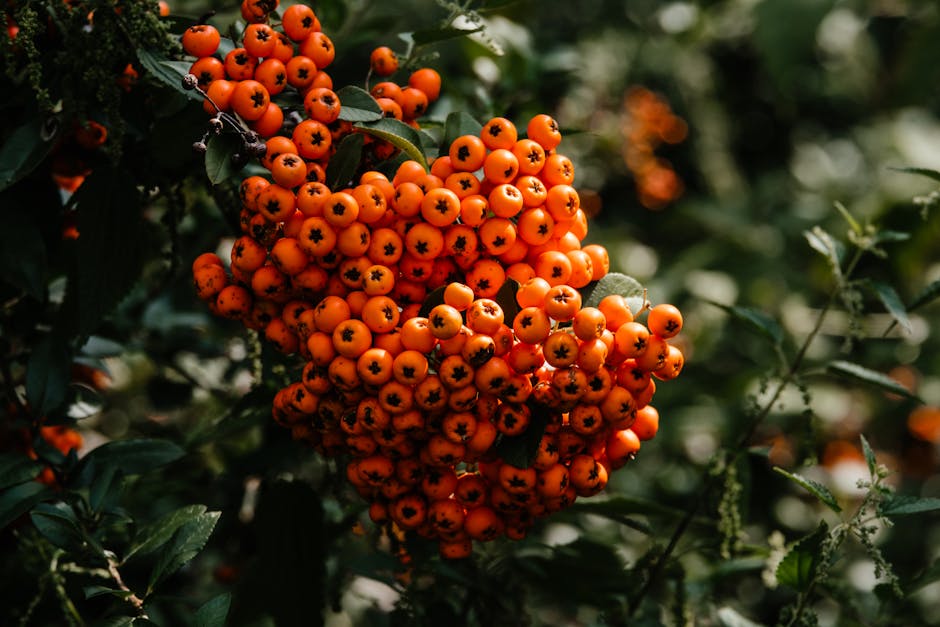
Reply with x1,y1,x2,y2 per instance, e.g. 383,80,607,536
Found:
191,1,685,559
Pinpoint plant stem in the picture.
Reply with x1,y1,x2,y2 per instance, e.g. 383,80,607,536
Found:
627,247,864,618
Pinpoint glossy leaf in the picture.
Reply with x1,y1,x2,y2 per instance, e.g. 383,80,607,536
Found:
30,502,85,550
907,278,940,313
194,592,232,627
334,86,383,122
0,454,44,490
580,272,645,312
494,403,550,468
0,118,57,192
26,334,71,416
0,482,56,529
136,48,202,101
125,504,208,560
708,302,784,346
326,132,365,190
865,280,911,333
78,439,185,483
205,134,244,185
826,360,919,401
148,510,220,591
439,111,483,157
353,118,428,170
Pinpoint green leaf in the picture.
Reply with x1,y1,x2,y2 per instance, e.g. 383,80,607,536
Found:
125,504,208,561
580,272,645,312
0,118,57,192
878,495,940,517
186,386,275,446
62,166,145,337
494,402,550,468
325,132,365,190
776,521,829,592
0,454,44,490
907,278,940,313
409,25,483,46
889,166,940,183
559,498,652,534
79,439,185,483
89,464,123,513
334,85,382,122
439,111,483,157
0,210,47,299
148,510,220,592
0,483,57,529
353,118,428,170
83,585,133,600
833,201,862,236
872,230,910,245
864,280,911,334
26,334,72,416
417,286,446,319
493,277,521,328
30,502,85,550
716,606,767,627
205,134,244,185
708,301,784,346
826,360,919,401
136,48,202,101
773,467,841,512
194,592,232,627
804,226,843,276
860,434,877,478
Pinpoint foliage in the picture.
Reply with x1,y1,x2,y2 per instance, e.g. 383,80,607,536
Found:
3,0,940,626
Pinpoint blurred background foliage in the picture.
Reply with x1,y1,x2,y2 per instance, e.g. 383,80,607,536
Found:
4,0,940,625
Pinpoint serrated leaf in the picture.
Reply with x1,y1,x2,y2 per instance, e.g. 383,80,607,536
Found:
439,111,483,157
31,502,85,550
0,210,47,299
889,166,940,183
194,592,232,627
62,167,145,337
708,301,784,346
26,334,71,416
864,280,911,333
494,402,550,468
0,454,45,490
773,467,841,512
878,495,940,517
83,585,133,600
409,25,483,46
353,119,428,170
148,511,220,592
907,278,940,313
860,434,877,478
205,134,244,185
78,439,185,484
325,132,365,190
826,360,919,401
493,277,520,327
804,226,843,276
334,85,382,122
136,48,202,101
0,482,56,529
125,504,208,561
417,286,446,319
0,117,57,192
580,272,645,311
776,521,829,591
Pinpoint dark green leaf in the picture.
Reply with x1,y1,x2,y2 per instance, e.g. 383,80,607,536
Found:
410,25,483,46
30,502,85,550
860,434,877,478
187,386,275,446
906,560,940,594
826,360,919,401
0,211,47,299
872,230,910,245
136,48,202,101
907,278,940,313
205,134,245,185
0,118,57,192
773,467,841,512
326,132,365,190
889,166,940,183
494,403,550,468
708,301,784,346
580,272,645,312
864,280,911,333
79,439,185,483
417,286,446,318
148,510,220,592
776,521,829,591
439,111,483,157
92,616,135,627
493,277,521,327
84,586,133,600
125,504,208,561
89,464,123,513
62,167,145,337
878,495,940,517
353,118,428,170
0,454,44,490
334,85,383,122
559,498,652,534
26,334,71,416
194,592,232,627
0,482,56,529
